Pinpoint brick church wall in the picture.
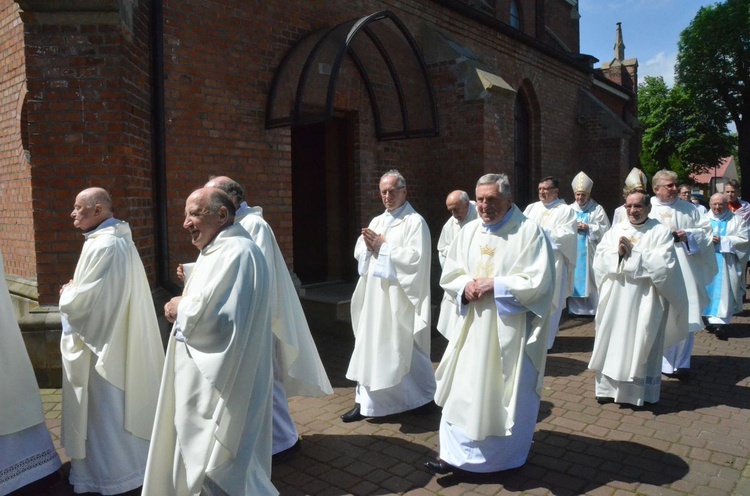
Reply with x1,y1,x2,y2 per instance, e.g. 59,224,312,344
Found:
0,1,34,278
0,0,637,303
21,1,155,303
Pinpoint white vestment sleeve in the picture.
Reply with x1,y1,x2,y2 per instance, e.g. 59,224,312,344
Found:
372,242,397,280
494,278,525,315
355,237,371,276
683,231,699,254
61,313,74,335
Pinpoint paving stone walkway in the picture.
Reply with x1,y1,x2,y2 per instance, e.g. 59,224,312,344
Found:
35,306,750,495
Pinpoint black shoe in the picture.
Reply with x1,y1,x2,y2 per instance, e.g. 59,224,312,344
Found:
596,396,614,404
715,328,728,340
410,400,438,415
705,325,716,334
272,437,301,465
664,369,691,380
341,404,364,423
424,459,454,475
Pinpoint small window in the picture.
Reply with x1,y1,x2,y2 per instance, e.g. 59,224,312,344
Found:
510,1,521,29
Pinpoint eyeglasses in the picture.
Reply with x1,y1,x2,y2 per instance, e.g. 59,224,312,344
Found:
659,182,677,189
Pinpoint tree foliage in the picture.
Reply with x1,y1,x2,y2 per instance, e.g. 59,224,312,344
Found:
638,76,733,183
676,0,750,191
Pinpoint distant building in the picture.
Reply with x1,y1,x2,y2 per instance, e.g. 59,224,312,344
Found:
0,0,640,384
691,157,738,196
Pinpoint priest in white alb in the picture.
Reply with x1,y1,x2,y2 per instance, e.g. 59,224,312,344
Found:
0,249,61,495
589,191,688,406
144,187,277,495
426,173,555,475
436,190,477,340
203,176,332,462
342,170,435,423
59,187,164,495
567,171,610,316
523,176,576,349
649,170,717,379
702,193,750,341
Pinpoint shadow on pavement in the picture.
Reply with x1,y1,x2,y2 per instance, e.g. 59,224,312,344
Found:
633,354,750,415
547,335,596,354
544,355,589,377
271,434,435,495
434,431,690,496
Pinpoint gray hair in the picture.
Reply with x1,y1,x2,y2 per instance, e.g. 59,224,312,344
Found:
207,175,246,206
206,189,237,217
457,191,470,203
381,169,406,189
477,173,512,198
652,170,678,190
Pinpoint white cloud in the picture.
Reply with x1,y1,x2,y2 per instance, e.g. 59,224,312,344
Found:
642,51,677,87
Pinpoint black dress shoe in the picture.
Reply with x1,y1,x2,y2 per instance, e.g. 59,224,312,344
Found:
596,396,615,404
340,404,364,423
272,437,301,465
423,459,453,475
410,400,438,415
664,368,691,380
715,327,728,340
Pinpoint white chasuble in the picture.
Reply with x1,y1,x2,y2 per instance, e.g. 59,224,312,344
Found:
0,251,47,436
235,204,332,398
523,199,577,305
649,198,717,332
143,225,277,496
589,219,688,404
59,220,164,459
436,205,555,441
0,250,61,494
437,203,478,340
346,202,432,392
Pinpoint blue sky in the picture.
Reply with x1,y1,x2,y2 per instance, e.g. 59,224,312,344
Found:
579,0,718,87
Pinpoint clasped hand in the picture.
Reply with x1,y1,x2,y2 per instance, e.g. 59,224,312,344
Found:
362,228,385,254
618,236,633,258
464,278,494,302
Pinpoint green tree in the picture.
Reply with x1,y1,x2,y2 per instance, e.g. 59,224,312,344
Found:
677,0,750,192
638,76,732,183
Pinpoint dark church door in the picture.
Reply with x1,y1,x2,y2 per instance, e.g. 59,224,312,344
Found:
291,117,356,284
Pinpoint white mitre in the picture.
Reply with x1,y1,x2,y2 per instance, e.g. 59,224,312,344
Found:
624,167,648,191
571,171,593,194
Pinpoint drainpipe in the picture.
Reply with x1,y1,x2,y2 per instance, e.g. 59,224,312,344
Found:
150,0,179,294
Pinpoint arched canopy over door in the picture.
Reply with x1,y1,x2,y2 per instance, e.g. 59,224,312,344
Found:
266,11,439,140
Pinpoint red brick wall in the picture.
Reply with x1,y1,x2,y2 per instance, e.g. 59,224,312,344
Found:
0,1,35,278
0,0,636,302
543,0,580,53
22,2,155,304
160,0,623,265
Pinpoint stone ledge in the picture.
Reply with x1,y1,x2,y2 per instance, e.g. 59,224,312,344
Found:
18,304,61,332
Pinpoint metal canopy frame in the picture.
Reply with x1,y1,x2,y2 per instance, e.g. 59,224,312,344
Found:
266,11,439,140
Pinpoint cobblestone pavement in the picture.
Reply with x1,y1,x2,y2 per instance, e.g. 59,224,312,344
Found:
35,307,750,495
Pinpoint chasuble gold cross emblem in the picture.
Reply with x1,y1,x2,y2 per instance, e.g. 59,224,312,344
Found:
475,244,495,278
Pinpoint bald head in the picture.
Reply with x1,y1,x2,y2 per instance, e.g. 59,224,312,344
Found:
205,175,245,208
71,187,113,232
183,187,236,250
446,190,470,221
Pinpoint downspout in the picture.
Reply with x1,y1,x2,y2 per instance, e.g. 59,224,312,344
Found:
150,0,179,294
